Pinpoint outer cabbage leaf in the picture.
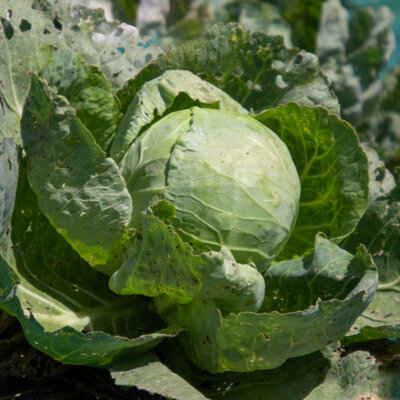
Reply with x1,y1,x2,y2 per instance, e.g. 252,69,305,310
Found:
117,23,339,115
256,103,369,259
192,344,397,399
21,75,132,268
148,341,397,400
111,69,247,163
0,136,18,267
0,125,18,304
0,162,180,366
0,0,161,140
110,352,208,400
343,146,400,343
158,237,377,373
31,45,122,153
41,0,162,88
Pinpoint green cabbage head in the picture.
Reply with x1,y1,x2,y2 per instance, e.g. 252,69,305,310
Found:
121,107,300,271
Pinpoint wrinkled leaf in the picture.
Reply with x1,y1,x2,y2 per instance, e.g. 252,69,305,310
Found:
344,146,400,343
0,0,161,139
256,103,369,259
117,23,339,115
31,45,122,152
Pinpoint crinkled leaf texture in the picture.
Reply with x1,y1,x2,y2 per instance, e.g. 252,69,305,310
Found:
256,103,369,259
158,237,377,373
21,75,132,269
31,45,122,153
343,145,400,343
117,23,339,116
0,162,180,366
0,0,161,141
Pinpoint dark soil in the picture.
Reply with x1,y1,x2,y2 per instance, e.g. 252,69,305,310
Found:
0,311,162,400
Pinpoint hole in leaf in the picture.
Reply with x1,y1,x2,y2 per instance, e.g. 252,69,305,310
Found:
19,18,31,32
145,53,152,63
1,17,14,39
52,13,62,30
294,54,303,64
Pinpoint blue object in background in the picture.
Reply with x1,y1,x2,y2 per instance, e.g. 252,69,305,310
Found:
356,0,400,70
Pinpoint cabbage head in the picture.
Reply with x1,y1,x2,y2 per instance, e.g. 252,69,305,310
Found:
121,107,300,270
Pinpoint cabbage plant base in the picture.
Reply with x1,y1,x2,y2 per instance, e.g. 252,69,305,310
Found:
0,1,396,398
157,237,377,373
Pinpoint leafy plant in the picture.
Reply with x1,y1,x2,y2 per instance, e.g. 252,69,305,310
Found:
0,0,399,399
